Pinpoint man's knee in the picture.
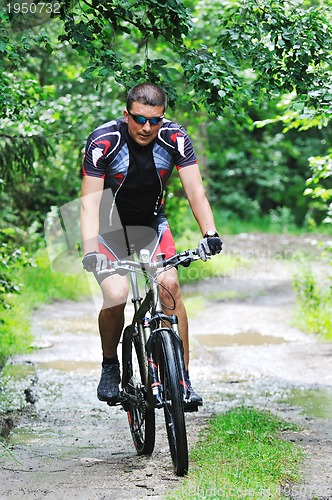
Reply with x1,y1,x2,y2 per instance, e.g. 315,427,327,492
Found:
159,275,181,301
100,275,128,309
101,296,127,310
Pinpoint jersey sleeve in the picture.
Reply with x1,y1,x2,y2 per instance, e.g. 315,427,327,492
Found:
172,125,198,170
82,131,108,178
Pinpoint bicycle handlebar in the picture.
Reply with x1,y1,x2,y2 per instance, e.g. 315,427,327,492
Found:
161,247,201,268
97,247,201,277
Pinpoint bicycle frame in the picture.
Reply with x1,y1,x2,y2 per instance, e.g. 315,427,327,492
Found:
123,251,189,409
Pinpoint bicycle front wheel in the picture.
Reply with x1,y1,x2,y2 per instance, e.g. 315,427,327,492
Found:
159,330,188,476
122,326,155,455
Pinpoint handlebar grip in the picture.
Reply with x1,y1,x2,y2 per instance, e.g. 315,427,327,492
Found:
163,248,200,268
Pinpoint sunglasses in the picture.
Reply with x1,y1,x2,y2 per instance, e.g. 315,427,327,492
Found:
128,111,164,126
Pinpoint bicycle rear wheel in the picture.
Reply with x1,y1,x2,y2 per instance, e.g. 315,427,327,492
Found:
122,326,155,455
159,330,188,476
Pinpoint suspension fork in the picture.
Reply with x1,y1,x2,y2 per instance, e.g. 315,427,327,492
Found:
129,269,148,344
146,320,190,408
157,314,190,403
168,315,190,403
144,278,163,409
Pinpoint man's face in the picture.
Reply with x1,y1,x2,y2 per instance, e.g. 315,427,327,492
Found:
124,102,164,147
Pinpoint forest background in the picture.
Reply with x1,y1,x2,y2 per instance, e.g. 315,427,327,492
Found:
0,0,331,364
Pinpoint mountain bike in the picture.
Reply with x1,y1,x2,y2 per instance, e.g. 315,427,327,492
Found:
98,246,204,476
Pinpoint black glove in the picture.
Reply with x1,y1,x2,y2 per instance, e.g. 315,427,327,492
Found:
198,237,222,262
82,252,108,272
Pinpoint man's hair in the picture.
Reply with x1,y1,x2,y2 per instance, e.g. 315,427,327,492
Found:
126,83,167,112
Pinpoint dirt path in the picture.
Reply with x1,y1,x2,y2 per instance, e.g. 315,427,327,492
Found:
1,233,332,499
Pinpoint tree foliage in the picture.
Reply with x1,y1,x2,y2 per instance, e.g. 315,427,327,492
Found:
0,228,33,311
0,134,50,183
1,0,332,228
0,0,332,346
3,0,332,117
218,1,332,100
305,155,332,223
51,0,332,115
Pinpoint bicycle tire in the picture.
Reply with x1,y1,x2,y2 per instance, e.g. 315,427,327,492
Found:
122,326,155,455
159,330,188,476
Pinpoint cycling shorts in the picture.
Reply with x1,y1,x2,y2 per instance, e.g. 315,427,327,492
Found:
96,213,176,283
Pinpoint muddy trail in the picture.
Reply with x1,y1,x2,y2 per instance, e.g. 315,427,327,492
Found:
1,233,332,499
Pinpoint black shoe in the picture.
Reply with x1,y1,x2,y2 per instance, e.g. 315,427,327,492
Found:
97,363,121,403
184,377,203,412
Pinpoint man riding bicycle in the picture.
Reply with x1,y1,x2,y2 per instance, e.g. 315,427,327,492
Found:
81,83,222,408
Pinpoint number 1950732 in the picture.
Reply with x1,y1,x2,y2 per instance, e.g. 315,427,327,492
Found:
6,2,61,14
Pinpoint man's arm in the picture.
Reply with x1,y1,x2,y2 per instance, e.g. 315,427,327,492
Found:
178,164,217,236
80,176,104,255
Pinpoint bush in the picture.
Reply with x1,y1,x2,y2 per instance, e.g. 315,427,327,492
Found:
0,228,34,310
293,265,332,340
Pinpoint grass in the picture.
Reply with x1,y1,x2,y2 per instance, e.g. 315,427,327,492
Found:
0,438,19,462
0,251,91,367
215,212,332,236
178,252,245,286
183,290,249,318
167,406,304,500
292,265,332,340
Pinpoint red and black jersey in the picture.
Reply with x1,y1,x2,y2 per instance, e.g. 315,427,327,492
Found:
83,118,197,226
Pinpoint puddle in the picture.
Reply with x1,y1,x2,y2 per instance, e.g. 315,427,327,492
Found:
194,331,288,347
38,360,100,372
2,362,36,380
9,428,56,445
283,387,332,419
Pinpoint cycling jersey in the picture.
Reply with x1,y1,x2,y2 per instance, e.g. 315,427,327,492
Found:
83,118,197,227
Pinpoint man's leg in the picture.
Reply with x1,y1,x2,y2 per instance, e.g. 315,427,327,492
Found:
98,305,125,359
97,273,128,402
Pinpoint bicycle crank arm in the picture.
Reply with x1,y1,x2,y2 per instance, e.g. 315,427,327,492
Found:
120,389,146,412
106,398,122,407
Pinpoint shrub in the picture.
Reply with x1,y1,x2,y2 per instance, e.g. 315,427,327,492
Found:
293,265,332,340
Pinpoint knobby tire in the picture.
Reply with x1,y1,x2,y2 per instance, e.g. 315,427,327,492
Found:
159,330,188,476
122,326,155,455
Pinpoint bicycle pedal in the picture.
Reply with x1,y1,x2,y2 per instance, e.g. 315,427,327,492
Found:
106,398,121,407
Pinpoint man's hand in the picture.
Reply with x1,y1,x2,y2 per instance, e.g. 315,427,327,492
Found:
198,237,223,262
82,252,108,272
